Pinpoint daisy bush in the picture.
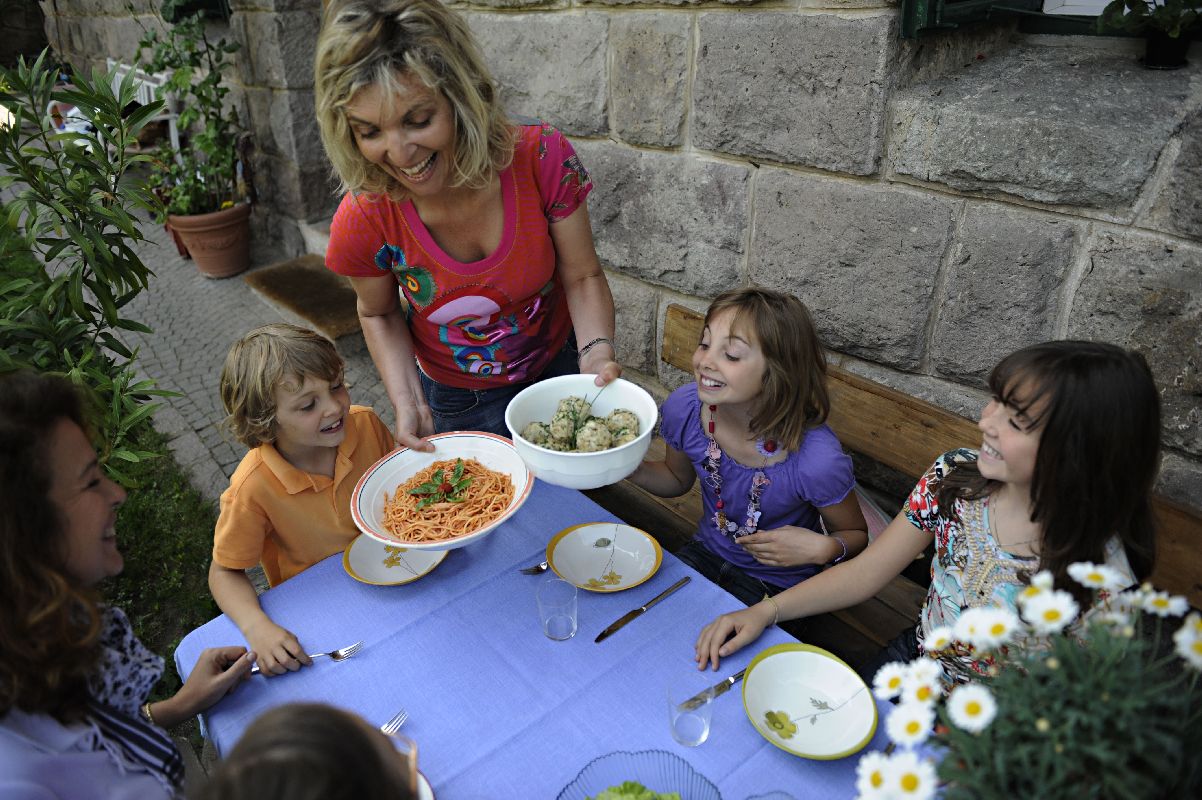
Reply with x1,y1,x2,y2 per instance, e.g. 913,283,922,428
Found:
857,566,1202,799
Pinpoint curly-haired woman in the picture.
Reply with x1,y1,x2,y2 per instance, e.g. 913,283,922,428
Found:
0,371,256,798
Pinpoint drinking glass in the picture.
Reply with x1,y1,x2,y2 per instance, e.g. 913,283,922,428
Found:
665,678,715,747
537,576,578,640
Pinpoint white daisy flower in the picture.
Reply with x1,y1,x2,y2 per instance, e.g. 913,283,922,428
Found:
901,659,944,706
1021,589,1079,634
1067,561,1125,592
1174,618,1202,671
1017,570,1054,606
855,750,891,798
952,607,988,647
956,607,1020,651
947,684,997,733
884,750,938,800
872,661,908,701
1142,591,1189,618
1176,635,1202,670
886,701,935,747
923,625,955,652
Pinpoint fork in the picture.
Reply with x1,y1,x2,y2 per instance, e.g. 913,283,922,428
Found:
519,560,549,575
249,640,363,674
379,708,409,735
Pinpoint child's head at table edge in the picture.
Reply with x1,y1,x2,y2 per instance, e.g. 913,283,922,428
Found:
192,702,417,800
220,323,346,450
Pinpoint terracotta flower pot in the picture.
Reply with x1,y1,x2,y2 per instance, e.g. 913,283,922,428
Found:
167,203,252,279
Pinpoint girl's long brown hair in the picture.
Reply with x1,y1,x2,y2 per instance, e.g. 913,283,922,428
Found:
0,371,104,722
937,341,1160,606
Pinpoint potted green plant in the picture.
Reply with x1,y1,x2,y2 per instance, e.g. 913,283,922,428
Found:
139,12,251,278
1098,0,1201,69
861,570,1202,799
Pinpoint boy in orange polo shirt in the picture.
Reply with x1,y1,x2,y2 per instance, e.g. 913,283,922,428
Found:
209,324,396,677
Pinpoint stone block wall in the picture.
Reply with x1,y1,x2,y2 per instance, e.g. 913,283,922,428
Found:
463,5,1201,507
38,0,1202,506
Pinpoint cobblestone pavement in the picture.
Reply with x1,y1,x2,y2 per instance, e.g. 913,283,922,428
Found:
125,223,393,506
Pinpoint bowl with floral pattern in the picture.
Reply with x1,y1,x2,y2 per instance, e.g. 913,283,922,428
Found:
742,643,877,760
546,522,661,592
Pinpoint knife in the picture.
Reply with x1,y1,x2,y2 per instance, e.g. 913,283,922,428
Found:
594,576,691,643
677,668,747,711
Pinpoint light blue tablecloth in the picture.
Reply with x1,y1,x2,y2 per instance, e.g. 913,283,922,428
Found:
176,480,890,799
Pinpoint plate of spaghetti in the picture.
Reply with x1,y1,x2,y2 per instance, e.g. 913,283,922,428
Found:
351,432,532,551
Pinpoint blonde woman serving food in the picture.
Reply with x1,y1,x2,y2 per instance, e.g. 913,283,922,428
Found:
315,0,620,449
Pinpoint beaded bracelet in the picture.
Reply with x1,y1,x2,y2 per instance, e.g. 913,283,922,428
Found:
828,536,848,566
577,336,615,362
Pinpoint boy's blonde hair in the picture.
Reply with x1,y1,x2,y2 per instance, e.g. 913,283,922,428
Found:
220,324,345,448
314,0,514,203
704,288,829,452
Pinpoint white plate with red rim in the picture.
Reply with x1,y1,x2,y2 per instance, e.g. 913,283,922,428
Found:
342,534,447,586
350,432,532,552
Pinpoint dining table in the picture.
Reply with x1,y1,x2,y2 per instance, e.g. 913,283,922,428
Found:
176,479,892,799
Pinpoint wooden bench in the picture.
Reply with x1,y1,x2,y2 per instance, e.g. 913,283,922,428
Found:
586,303,1202,671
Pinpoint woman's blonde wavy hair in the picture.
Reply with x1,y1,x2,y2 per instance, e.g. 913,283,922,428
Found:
314,0,514,202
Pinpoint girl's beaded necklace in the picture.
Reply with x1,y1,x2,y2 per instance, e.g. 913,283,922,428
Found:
703,404,774,540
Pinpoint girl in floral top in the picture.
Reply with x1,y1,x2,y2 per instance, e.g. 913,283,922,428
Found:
695,341,1161,678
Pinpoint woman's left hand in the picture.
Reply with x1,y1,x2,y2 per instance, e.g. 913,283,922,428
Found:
737,526,835,568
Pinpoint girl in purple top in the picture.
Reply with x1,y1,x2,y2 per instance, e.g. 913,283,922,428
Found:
630,289,868,612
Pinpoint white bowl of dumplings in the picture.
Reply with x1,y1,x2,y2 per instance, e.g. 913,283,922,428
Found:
504,374,659,490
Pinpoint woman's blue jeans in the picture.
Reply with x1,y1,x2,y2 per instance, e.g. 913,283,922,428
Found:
418,338,580,438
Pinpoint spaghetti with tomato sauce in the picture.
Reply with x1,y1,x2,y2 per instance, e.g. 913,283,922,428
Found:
382,458,515,542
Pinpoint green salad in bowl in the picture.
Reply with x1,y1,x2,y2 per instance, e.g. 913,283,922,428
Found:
589,781,681,800
558,750,717,800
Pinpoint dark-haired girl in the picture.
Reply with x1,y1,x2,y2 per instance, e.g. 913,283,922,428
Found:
695,341,1160,680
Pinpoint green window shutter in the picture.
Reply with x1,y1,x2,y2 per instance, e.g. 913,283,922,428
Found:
900,0,1043,37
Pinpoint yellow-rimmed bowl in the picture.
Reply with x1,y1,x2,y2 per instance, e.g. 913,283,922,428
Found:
342,534,447,586
546,522,661,592
742,643,877,760
351,432,532,551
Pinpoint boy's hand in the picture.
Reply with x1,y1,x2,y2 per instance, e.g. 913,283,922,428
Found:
245,619,312,676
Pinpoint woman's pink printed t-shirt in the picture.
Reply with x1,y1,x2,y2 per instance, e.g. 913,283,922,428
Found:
325,124,592,388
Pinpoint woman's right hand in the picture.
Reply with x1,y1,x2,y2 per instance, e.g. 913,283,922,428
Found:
245,619,312,677
694,601,775,671
394,401,435,453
